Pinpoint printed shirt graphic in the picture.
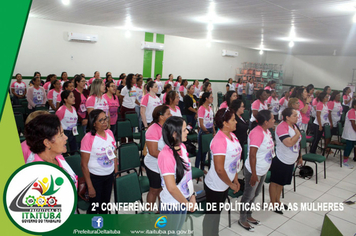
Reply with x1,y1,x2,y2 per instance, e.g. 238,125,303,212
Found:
227,83,235,92
144,123,165,173
141,94,162,123
158,144,192,204
342,108,356,141
327,101,343,127
278,97,289,116
86,95,109,116
245,125,274,176
313,102,330,126
56,105,78,131
155,80,163,94
47,89,62,111
267,96,280,115
275,121,301,165
76,89,87,119
103,94,120,125
311,98,318,117
170,106,182,117
32,87,45,105
198,105,214,129
11,81,26,95
237,83,243,95
81,130,116,176
136,86,143,104
342,94,352,107
250,100,268,122
121,85,138,109
296,110,303,129
205,130,242,191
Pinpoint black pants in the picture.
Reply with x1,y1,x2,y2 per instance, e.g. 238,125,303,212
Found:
64,129,77,154
310,124,324,154
202,183,229,236
87,172,114,214
178,101,185,115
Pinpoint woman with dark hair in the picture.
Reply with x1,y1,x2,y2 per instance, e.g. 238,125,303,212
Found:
288,98,302,128
203,108,241,236
174,75,182,92
29,71,43,87
116,73,126,87
342,87,352,113
306,84,315,100
144,105,172,209
311,90,322,118
103,81,119,136
226,78,235,92
154,74,163,96
292,87,312,131
158,116,196,230
27,76,47,112
278,91,290,120
178,79,188,112
236,78,244,98
166,91,182,117
269,108,302,214
141,81,162,129
250,89,268,130
165,74,174,86
199,81,211,98
47,80,62,112
230,99,249,156
183,85,199,128
192,80,200,97
117,75,127,97
24,114,77,185
341,99,356,168
63,81,74,91
136,76,144,130
86,79,109,118
246,77,254,100
310,92,330,154
103,74,116,85
200,78,210,92
42,74,56,93
265,81,276,91
267,90,280,121
56,90,78,153
327,91,343,142
196,92,215,169
289,85,295,95
323,86,331,97
11,73,27,105
239,110,275,231
88,71,101,86
161,83,172,104
73,74,89,130
219,91,238,109
81,109,118,214
60,72,68,87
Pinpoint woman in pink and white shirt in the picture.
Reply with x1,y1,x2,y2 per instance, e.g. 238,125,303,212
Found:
219,90,238,109
342,87,352,113
103,81,120,136
166,91,182,117
24,114,77,188
56,90,78,153
174,76,182,92
293,87,312,132
165,74,174,87
43,74,56,93
88,71,101,86
144,105,171,209
341,100,356,168
141,81,162,129
48,80,62,111
178,79,188,112
27,76,47,112
250,89,268,130
160,84,172,105
278,91,290,120
236,78,244,98
264,81,276,91
154,74,163,96
73,75,89,131
327,91,343,138
158,116,195,229
203,108,241,235
86,79,109,119
11,73,26,105
192,80,200,97
81,109,118,214
267,90,280,121
310,92,330,154
239,110,275,231
60,72,69,87
288,98,302,129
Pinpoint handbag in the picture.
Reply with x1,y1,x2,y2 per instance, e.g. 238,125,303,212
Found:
78,177,89,202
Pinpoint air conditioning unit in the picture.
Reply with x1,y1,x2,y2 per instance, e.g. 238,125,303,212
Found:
141,42,164,51
68,32,98,42
222,50,238,57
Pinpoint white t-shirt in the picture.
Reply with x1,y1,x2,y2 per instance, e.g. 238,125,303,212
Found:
227,83,235,92
155,80,163,95
245,125,274,176
55,105,78,131
136,86,143,104
144,123,165,173
198,105,214,129
250,100,268,122
47,89,62,111
278,97,289,119
80,130,116,176
174,82,181,92
313,102,330,126
86,95,109,116
267,96,280,115
275,121,301,165
342,108,356,141
342,94,352,107
236,83,244,95
178,86,187,102
247,82,254,95
121,85,138,109
193,85,200,97
296,110,303,129
158,144,192,204
327,101,343,127
169,106,182,117
31,87,46,106
141,94,162,123
11,81,26,95
205,130,242,192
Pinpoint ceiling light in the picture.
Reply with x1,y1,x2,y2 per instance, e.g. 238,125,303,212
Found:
207,31,212,41
207,22,214,31
125,30,131,38
289,41,294,48
259,50,264,55
260,44,264,50
289,26,296,39
353,13,356,23
62,0,70,5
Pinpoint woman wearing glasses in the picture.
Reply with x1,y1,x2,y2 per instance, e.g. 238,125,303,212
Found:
81,109,118,214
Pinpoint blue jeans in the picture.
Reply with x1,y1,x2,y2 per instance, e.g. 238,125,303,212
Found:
186,114,197,129
196,128,214,169
64,129,77,154
135,105,142,131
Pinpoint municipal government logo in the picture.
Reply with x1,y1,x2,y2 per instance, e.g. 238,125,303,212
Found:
4,162,76,234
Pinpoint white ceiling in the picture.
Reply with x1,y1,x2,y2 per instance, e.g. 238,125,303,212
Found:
29,0,356,56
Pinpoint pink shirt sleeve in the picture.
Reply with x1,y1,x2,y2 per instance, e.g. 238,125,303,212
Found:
174,82,178,87
106,130,117,149
249,127,264,148
316,102,324,111
80,133,95,153
327,101,334,110
146,125,161,142
86,96,95,108
47,90,53,100
279,97,285,106
348,110,356,121
158,147,176,176
251,100,260,110
10,81,16,88
267,96,272,105
198,106,205,119
55,106,66,121
210,133,227,155
164,80,169,85
141,94,149,107
343,95,348,100
179,86,184,92
312,98,318,106
276,122,289,137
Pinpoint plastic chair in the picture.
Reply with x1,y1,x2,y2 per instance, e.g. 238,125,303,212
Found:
242,110,250,121
200,133,213,170
14,112,25,135
324,124,345,167
125,112,141,139
20,100,29,115
35,104,48,111
12,105,26,117
116,120,133,143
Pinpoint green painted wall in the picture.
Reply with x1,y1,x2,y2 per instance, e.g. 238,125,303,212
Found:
142,32,154,78
154,34,165,77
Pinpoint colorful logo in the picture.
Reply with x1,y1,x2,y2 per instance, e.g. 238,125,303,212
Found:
92,216,104,229
155,216,167,228
4,163,76,234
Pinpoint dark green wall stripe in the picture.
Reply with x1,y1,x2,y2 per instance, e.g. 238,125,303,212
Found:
143,32,154,78
154,34,164,77
156,34,165,44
